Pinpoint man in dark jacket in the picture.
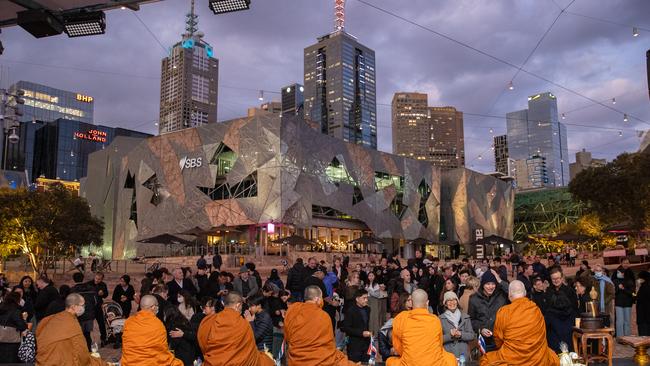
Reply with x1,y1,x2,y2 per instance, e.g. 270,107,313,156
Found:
613,258,636,337
86,272,109,346
545,267,578,352
167,268,197,306
245,294,273,351
468,270,508,352
637,271,650,336
34,274,59,322
517,264,534,295
212,253,223,271
286,258,305,301
341,289,371,363
70,272,99,350
531,277,547,312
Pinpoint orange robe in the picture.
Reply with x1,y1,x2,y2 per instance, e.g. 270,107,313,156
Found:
120,310,184,366
480,297,559,366
36,311,107,366
386,308,457,366
197,308,274,366
284,302,357,366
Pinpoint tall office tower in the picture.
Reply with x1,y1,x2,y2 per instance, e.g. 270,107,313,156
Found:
513,155,548,191
494,134,509,174
281,83,304,117
391,93,464,169
569,149,606,180
159,0,218,134
303,1,377,149
506,92,569,188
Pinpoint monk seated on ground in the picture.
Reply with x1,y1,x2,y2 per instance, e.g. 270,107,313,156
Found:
480,280,560,366
387,289,457,366
121,295,184,366
284,285,358,366
36,293,107,366
198,292,274,366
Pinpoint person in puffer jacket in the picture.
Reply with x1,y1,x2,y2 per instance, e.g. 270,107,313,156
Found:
378,292,412,360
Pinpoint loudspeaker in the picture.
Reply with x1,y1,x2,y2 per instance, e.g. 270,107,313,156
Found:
17,9,63,38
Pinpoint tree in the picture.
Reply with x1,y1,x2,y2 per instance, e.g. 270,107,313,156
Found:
569,151,650,232
0,184,103,274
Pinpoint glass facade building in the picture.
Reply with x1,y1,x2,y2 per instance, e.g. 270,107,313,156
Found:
281,83,304,117
9,80,94,124
304,31,377,149
506,92,569,187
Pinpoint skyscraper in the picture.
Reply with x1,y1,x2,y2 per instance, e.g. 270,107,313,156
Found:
391,93,464,169
569,149,606,180
281,83,304,117
303,1,377,149
158,1,218,134
506,92,569,187
494,134,509,175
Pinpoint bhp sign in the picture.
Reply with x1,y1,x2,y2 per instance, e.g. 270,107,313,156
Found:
179,156,202,171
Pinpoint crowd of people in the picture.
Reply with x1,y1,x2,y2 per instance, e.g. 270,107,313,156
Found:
0,248,649,365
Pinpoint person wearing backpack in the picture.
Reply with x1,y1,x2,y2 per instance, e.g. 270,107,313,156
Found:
70,272,98,351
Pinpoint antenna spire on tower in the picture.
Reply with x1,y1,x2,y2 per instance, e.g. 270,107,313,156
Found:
186,0,198,35
335,0,345,32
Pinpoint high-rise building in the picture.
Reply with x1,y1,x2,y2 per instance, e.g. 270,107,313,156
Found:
303,2,377,149
391,93,464,169
506,92,569,188
494,134,509,175
281,83,304,117
158,2,218,134
513,155,548,191
247,102,282,117
569,149,606,180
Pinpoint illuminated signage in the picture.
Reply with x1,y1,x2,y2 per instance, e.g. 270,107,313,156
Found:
76,94,94,103
179,156,202,171
267,223,275,234
74,129,107,142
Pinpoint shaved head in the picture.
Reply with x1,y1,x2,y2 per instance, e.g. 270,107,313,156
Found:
411,289,428,308
304,285,323,302
223,292,243,308
509,280,527,300
65,293,84,309
140,294,158,310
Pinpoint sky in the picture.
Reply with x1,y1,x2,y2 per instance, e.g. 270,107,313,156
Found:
1,0,649,173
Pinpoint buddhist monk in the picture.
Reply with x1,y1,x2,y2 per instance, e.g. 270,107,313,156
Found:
36,293,108,366
121,295,183,366
387,289,457,366
198,292,274,366
284,285,358,366
480,280,560,366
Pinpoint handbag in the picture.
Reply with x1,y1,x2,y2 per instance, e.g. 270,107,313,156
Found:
18,330,36,363
0,317,21,343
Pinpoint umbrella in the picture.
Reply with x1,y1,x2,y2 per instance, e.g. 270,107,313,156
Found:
270,234,316,246
348,235,384,245
178,226,208,236
408,238,429,246
137,233,194,246
473,235,516,246
552,233,591,242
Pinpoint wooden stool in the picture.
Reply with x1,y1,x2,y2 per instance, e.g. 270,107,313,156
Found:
572,327,614,366
618,336,650,365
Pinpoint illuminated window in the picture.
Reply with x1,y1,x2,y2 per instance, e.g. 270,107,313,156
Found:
325,157,357,186
374,171,404,193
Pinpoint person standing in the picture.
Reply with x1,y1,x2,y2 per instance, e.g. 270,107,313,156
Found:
613,259,635,337
70,272,99,350
341,289,371,363
167,268,197,306
87,272,109,347
196,255,207,271
113,275,135,318
365,271,387,335
34,275,59,323
286,258,305,301
545,267,578,352
0,292,28,363
212,253,223,272
591,264,615,327
73,255,85,273
637,271,650,336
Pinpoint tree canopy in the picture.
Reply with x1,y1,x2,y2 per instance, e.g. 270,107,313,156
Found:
569,151,650,232
0,184,103,274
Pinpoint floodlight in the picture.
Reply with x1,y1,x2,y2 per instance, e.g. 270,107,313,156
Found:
64,11,106,38
209,0,251,15
16,9,64,38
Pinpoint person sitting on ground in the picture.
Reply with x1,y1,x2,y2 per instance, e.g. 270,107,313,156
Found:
120,295,183,366
480,280,559,366
245,294,274,352
386,289,456,366
163,306,197,366
198,292,274,366
468,269,508,352
233,266,260,301
341,289,372,363
284,285,357,366
35,293,107,366
439,291,474,359
378,292,412,361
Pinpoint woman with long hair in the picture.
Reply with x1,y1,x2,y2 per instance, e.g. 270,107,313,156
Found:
164,306,197,366
378,293,412,361
177,290,197,321
438,279,457,314
0,292,28,363
365,271,387,335
264,269,285,291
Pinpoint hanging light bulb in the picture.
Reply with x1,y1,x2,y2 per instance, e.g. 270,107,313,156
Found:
623,114,629,122
561,113,565,120
258,90,264,101
612,98,616,105
478,154,483,160
70,151,74,157
618,131,623,137
633,27,639,37
507,81,514,90
491,144,495,151
154,121,159,126
489,128,494,134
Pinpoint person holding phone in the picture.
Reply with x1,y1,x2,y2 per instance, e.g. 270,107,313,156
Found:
468,270,508,352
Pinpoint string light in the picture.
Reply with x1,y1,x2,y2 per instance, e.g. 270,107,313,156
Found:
618,131,623,136
612,98,616,105
561,113,565,119
507,81,514,90
633,27,639,37
258,90,264,101
489,128,494,134
478,154,483,160
623,114,628,122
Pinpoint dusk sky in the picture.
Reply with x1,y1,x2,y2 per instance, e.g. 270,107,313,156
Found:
1,0,649,173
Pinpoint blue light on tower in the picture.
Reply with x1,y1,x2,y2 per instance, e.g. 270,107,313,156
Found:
206,45,214,58
182,39,195,49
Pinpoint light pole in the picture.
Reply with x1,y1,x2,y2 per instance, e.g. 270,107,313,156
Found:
1,88,25,171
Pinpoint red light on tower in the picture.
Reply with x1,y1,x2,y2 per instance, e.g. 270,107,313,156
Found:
335,0,345,31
